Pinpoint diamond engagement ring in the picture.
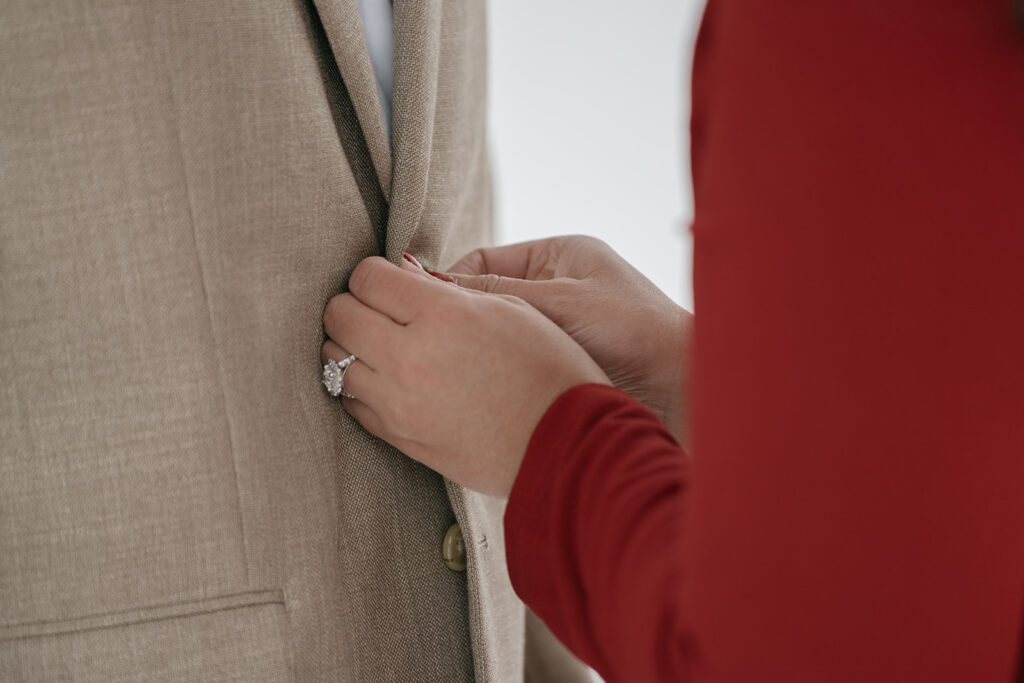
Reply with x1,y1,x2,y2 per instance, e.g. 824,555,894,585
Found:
323,355,357,399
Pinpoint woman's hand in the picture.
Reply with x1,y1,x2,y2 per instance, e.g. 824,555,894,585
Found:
322,256,610,498
446,236,692,446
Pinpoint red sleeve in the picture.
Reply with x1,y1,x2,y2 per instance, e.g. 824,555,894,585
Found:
505,3,1024,682
505,383,690,682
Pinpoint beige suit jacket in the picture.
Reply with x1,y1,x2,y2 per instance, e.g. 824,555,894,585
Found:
0,1,587,680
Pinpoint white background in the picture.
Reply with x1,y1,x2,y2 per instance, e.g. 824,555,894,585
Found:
487,0,706,311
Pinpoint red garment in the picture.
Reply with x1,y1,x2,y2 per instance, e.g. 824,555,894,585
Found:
504,3,1024,682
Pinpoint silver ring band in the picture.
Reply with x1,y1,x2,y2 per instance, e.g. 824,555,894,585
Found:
323,354,358,398
339,356,356,399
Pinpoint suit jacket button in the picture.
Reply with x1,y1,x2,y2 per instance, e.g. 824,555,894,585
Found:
442,523,467,571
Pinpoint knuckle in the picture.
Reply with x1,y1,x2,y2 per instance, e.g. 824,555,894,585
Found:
481,273,504,293
323,295,343,330
323,293,358,333
348,256,387,295
572,234,609,253
462,248,487,274
548,276,581,302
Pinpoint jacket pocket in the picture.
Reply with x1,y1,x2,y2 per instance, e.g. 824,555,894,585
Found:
0,589,291,682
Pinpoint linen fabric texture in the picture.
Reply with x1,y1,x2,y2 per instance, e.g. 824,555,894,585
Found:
0,1,587,680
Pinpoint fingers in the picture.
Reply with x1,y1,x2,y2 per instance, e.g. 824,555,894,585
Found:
323,292,401,368
348,256,449,324
400,251,457,285
321,341,393,448
321,339,382,406
449,272,529,298
400,251,437,282
321,341,397,448
447,239,555,279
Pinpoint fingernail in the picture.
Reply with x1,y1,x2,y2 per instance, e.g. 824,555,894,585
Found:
428,271,456,283
403,251,425,270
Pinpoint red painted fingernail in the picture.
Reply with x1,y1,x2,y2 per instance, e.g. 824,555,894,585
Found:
428,271,456,283
403,251,425,270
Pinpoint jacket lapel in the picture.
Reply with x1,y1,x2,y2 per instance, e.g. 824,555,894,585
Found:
385,0,442,261
312,0,393,198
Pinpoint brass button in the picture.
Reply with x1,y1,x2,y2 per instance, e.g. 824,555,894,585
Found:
442,523,467,571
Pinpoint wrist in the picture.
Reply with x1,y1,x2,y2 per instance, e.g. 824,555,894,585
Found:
503,370,611,499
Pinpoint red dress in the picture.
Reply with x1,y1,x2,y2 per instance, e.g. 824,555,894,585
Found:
503,3,1024,682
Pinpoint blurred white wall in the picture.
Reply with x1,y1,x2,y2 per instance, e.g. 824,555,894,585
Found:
487,0,706,310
